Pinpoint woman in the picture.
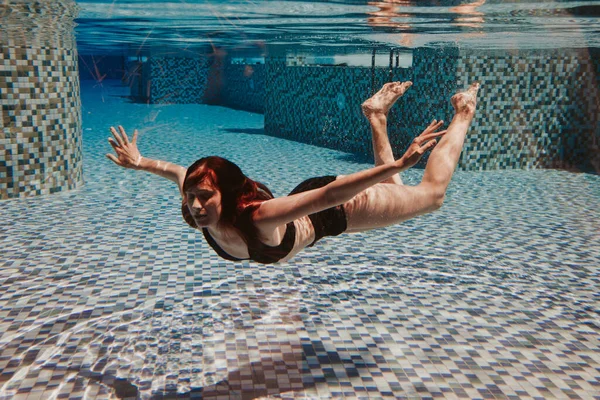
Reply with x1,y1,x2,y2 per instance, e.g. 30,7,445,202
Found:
107,81,479,264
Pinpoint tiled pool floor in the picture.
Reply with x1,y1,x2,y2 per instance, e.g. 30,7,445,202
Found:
0,82,599,399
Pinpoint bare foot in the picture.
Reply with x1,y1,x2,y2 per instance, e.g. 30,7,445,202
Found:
451,82,480,115
362,81,413,117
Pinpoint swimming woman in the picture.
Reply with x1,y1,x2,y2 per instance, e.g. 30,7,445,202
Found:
107,81,479,264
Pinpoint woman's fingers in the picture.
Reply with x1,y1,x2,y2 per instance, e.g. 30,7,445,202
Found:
106,153,122,166
423,129,447,142
107,137,121,152
423,120,436,133
424,119,444,133
132,129,138,145
415,129,447,144
424,139,437,151
118,125,130,144
110,126,125,147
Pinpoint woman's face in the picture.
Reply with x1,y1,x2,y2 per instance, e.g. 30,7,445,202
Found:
185,178,222,228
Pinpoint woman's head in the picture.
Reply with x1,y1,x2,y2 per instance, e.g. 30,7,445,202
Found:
181,156,273,230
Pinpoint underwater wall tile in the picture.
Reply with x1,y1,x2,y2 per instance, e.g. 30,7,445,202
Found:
149,56,211,104
0,0,83,199
134,46,597,173
456,48,599,172
264,47,456,164
263,46,598,172
218,62,266,113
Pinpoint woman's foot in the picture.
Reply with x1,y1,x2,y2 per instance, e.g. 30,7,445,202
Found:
451,82,480,115
362,81,413,117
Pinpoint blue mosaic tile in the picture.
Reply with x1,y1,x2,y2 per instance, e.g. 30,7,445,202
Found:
0,81,598,398
1,3,82,199
131,46,599,174
149,56,211,104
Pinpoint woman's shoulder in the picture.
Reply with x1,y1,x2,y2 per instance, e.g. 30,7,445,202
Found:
242,200,269,218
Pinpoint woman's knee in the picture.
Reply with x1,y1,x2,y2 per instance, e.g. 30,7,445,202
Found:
433,192,445,210
418,183,446,211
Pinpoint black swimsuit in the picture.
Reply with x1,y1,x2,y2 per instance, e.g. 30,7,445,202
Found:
202,176,347,264
202,221,295,264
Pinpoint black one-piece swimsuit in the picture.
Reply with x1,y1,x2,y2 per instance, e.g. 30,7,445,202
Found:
202,175,347,264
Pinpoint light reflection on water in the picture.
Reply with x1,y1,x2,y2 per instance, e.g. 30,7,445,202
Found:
72,0,600,53
1,242,597,397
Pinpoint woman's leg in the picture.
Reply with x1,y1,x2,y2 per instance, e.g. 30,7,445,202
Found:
345,82,479,232
361,81,413,184
420,82,480,196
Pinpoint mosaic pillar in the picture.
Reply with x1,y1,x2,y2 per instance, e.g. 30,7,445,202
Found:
0,0,83,199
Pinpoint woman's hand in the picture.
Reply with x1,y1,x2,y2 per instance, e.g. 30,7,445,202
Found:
397,120,447,170
106,126,143,170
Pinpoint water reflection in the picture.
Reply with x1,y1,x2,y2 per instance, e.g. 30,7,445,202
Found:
450,0,486,30
0,0,78,47
71,0,600,52
366,0,415,47
366,0,488,47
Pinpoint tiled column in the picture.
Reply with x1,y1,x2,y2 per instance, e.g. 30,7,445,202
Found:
0,0,82,199
456,48,600,172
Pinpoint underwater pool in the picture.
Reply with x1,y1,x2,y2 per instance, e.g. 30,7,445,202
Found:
1,0,600,399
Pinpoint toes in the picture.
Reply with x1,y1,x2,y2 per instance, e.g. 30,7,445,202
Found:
391,81,412,94
467,82,480,96
400,81,412,93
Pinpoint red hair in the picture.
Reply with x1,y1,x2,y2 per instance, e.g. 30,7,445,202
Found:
181,156,274,245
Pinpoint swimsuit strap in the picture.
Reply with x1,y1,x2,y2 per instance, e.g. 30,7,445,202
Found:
202,228,249,262
202,222,296,264
247,221,296,264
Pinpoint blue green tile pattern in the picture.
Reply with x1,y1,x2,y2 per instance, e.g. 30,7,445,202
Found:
264,58,416,159
219,63,265,114
264,47,599,173
149,56,211,104
457,48,600,172
0,0,83,199
0,81,599,399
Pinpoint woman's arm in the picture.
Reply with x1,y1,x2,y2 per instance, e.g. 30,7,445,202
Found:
253,121,447,230
136,157,187,196
106,126,187,196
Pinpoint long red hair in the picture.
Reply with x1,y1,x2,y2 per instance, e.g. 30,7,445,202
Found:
181,156,274,244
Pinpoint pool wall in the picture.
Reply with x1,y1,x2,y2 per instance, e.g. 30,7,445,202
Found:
1,0,83,200
84,46,600,173
456,48,600,172
264,57,416,158
264,47,600,172
148,56,211,104
215,62,265,114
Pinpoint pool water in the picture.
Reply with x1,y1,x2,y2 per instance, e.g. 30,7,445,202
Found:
2,0,600,398
0,80,599,398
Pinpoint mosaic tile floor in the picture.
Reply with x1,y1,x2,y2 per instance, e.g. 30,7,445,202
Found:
1,81,599,399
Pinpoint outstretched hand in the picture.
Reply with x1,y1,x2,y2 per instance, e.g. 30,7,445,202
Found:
106,126,142,169
398,120,447,170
